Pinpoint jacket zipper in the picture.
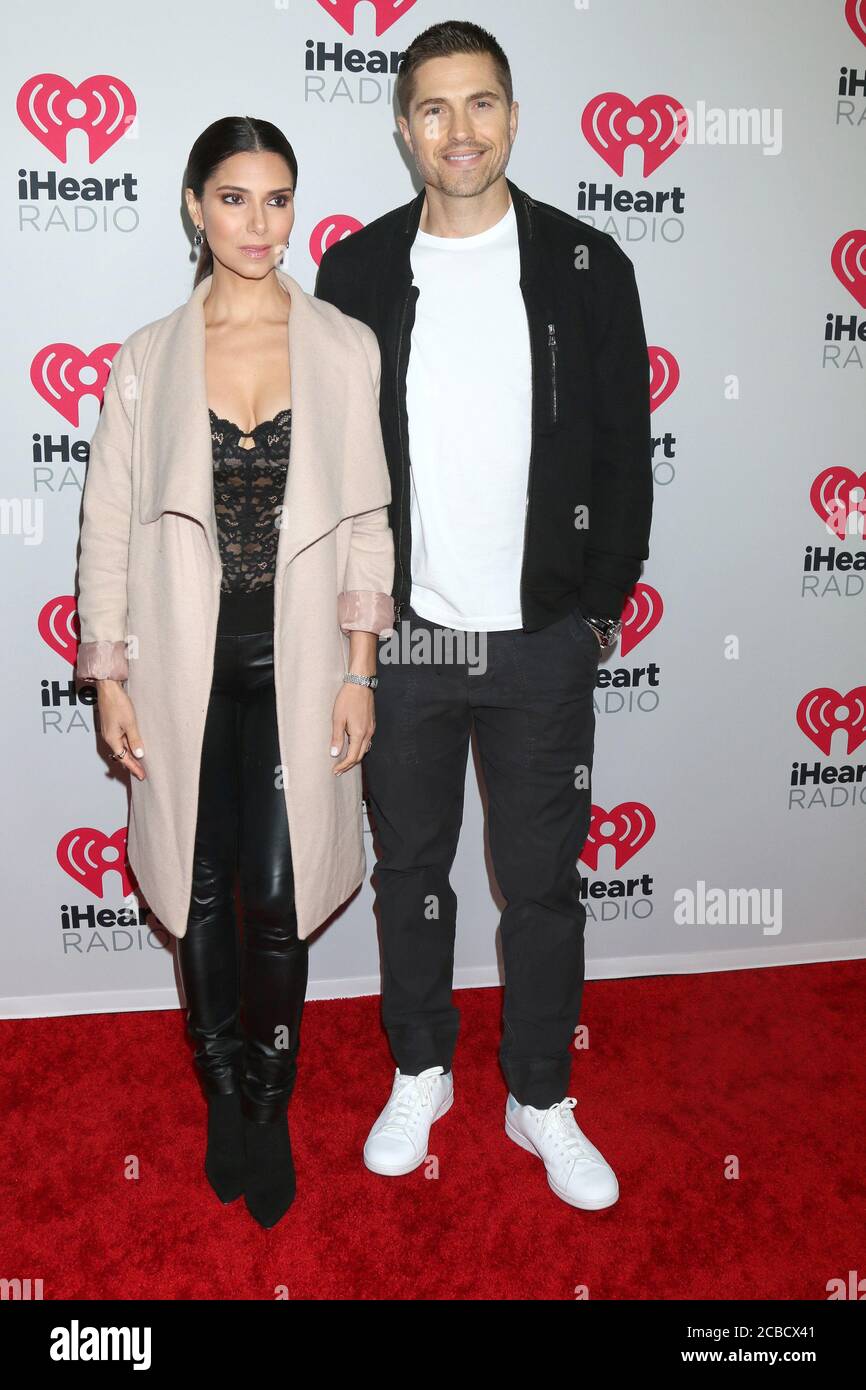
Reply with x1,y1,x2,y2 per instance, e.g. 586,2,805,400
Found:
516,192,540,628
548,321,558,426
392,286,412,625
518,301,537,625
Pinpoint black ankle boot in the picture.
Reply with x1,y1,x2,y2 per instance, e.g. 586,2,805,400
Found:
204,1089,246,1204
242,1110,296,1228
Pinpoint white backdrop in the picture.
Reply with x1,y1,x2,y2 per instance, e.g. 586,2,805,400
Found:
2,0,864,1019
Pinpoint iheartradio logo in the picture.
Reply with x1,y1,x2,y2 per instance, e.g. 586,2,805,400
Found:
810,468,866,538
309,213,364,266
581,93,687,177
846,0,866,47
57,826,133,897
796,687,866,756
39,596,80,667
831,229,866,310
17,74,136,163
620,584,663,658
314,0,417,36
580,802,656,871
31,342,119,426
648,346,679,413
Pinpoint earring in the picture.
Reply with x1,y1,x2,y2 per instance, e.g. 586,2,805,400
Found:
193,225,204,247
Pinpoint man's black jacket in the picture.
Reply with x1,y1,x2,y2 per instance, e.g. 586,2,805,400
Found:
314,175,653,629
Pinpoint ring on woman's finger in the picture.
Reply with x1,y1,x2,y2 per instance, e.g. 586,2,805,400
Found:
111,747,128,761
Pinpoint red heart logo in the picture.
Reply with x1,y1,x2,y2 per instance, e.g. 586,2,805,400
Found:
581,92,688,176
581,802,656,870
831,229,866,310
39,595,80,666
620,584,663,658
56,826,133,897
17,73,136,163
810,468,866,539
309,213,364,266
31,342,120,426
314,0,417,37
648,346,679,413
845,0,866,46
797,687,866,756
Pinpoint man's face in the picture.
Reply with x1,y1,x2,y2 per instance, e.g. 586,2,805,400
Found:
398,52,518,199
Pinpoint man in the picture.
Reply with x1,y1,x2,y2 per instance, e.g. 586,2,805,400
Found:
315,19,652,1209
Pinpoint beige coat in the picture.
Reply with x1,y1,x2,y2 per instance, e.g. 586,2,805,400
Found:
74,268,395,941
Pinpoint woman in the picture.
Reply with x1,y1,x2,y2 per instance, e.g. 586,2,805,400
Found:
74,117,395,1229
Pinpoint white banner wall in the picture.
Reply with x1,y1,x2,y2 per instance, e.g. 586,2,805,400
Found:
2,0,864,1017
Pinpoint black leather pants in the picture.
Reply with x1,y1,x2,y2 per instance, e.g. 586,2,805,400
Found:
177,605,309,1124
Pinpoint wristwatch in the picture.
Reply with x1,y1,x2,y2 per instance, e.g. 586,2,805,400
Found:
584,615,622,650
343,671,379,690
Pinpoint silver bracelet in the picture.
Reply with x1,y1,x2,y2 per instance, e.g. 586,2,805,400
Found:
343,671,379,691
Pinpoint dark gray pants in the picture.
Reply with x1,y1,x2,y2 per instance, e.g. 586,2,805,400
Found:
363,601,599,1109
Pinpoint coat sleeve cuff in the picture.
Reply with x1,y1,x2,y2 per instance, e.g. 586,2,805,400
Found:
337,590,396,637
75,639,129,682
576,576,629,622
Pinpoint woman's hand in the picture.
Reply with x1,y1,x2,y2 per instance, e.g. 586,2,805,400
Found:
330,682,375,775
96,679,147,780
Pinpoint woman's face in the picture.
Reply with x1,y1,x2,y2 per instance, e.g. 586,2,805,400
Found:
186,149,295,277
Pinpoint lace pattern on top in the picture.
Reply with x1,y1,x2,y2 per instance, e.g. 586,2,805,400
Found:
209,407,292,593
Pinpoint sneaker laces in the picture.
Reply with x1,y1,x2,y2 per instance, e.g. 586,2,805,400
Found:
379,1066,445,1136
540,1097,602,1166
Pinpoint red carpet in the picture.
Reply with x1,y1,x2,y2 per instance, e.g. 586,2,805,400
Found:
2,961,864,1300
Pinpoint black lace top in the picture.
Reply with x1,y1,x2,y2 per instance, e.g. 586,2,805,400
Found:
209,406,292,635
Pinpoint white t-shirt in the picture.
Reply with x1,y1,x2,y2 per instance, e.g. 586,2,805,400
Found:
405,198,532,631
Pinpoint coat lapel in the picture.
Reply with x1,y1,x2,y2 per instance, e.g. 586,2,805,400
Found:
137,268,347,575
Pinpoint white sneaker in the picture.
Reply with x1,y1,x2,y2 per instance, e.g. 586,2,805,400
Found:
363,1066,454,1176
505,1093,619,1210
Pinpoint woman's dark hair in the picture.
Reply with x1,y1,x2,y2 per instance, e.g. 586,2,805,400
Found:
395,19,513,121
184,116,298,286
